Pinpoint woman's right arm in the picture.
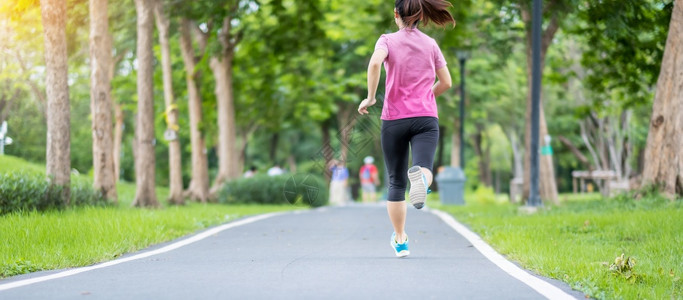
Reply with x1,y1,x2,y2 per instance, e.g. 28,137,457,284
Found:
359,49,388,115
366,49,387,101
432,66,452,97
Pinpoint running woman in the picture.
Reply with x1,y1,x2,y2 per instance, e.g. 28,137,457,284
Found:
358,0,455,257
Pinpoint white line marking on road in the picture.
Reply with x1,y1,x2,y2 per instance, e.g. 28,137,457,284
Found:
0,211,290,292
427,208,577,300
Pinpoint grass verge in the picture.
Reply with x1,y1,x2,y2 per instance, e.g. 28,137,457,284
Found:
429,192,682,299
0,156,302,278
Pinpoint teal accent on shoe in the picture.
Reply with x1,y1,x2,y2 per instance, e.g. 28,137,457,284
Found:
422,173,432,194
390,232,410,257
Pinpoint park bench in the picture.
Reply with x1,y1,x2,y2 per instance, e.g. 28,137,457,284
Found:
572,170,629,197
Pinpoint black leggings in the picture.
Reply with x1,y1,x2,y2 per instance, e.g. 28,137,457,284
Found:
381,117,439,201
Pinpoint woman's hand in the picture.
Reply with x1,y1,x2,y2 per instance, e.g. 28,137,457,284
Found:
358,98,377,115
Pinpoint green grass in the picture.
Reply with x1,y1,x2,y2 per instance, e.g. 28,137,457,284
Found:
429,192,683,300
0,155,302,278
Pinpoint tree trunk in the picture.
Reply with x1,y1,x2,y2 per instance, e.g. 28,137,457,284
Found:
321,118,334,181
521,6,559,205
15,52,47,117
337,102,358,162
538,107,559,204
270,132,279,164
210,55,239,186
89,0,117,203
154,1,184,205
450,117,460,167
472,125,492,186
211,16,241,188
288,154,297,174
557,135,593,171
436,125,445,168
41,0,71,203
113,103,123,181
179,19,209,203
508,130,523,179
132,0,159,208
642,0,683,198
483,132,492,186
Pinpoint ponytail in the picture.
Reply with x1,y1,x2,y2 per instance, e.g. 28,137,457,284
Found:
395,0,456,28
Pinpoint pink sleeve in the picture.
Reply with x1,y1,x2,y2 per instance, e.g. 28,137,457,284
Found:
375,35,389,54
434,43,447,69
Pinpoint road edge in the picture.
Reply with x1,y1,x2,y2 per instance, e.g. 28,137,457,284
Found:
0,210,296,292
426,207,577,300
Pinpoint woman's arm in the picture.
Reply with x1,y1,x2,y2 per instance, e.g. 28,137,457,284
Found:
432,66,452,97
359,49,388,115
366,49,387,100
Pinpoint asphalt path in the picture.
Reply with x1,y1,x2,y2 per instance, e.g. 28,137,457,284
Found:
0,204,584,299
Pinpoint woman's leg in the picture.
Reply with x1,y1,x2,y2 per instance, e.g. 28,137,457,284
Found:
410,118,440,186
387,201,407,241
382,120,410,243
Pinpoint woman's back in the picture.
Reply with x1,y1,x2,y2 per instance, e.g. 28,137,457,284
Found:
376,28,446,120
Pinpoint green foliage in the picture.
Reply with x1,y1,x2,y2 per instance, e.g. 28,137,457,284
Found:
472,185,499,205
0,258,41,278
0,0,675,198
218,174,328,207
608,253,640,283
0,172,108,215
576,0,673,109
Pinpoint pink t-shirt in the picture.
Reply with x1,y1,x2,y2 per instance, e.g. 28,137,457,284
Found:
375,28,447,120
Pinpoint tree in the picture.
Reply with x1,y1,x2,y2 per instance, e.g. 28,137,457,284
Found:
209,2,243,188
154,0,183,205
132,0,159,207
89,0,117,203
577,0,673,110
178,18,209,203
40,0,71,203
642,0,683,198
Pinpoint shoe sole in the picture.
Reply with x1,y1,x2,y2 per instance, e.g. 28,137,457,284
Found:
408,166,426,209
395,250,410,257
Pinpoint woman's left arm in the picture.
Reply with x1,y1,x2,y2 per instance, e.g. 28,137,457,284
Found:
433,66,452,97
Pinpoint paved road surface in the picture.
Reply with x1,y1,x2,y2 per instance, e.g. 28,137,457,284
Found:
0,205,584,299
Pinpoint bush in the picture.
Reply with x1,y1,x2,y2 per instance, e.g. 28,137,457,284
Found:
218,173,329,207
0,172,108,215
471,185,498,205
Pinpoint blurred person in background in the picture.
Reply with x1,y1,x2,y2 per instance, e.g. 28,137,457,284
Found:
328,159,350,205
359,156,380,203
267,164,284,176
244,166,257,178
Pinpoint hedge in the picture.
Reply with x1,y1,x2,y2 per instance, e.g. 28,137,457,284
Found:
218,173,328,207
0,172,108,215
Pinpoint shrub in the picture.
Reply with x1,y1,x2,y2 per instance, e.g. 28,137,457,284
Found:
0,172,108,215
472,185,498,205
218,173,329,207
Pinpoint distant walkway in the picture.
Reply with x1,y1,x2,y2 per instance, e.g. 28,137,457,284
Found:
0,205,583,299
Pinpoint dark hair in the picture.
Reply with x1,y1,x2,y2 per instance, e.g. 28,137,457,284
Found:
395,0,456,28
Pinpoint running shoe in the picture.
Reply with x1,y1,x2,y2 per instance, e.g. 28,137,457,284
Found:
408,166,430,209
391,232,410,257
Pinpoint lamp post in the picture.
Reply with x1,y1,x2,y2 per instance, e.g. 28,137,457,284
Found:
528,0,543,207
456,50,469,168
